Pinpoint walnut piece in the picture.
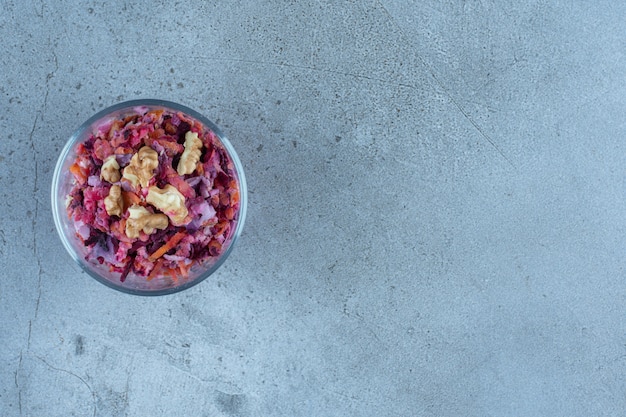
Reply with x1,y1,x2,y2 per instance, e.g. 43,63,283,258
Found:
122,146,159,188
104,185,123,217
100,155,121,183
125,204,169,239
176,131,203,175
146,184,189,226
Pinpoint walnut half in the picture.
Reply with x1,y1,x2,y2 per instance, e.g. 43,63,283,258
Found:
104,185,123,217
122,146,159,188
176,131,203,175
146,184,189,226
125,204,169,239
100,155,121,183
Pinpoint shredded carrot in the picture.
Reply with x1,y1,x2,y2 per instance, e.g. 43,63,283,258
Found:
69,163,88,184
147,109,164,120
178,262,189,279
148,231,186,262
224,207,235,220
165,267,179,283
196,162,204,175
147,258,165,281
230,190,240,205
121,191,142,211
114,146,133,154
149,128,165,139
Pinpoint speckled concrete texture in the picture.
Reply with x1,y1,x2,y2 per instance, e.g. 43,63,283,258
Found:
2,1,626,416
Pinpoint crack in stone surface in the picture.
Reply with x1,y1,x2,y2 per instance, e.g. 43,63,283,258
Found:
28,41,56,339
206,56,416,90
27,320,32,350
373,0,515,168
15,351,23,416
28,113,42,323
35,355,98,417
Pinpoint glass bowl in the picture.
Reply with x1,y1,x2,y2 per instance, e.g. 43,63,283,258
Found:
51,99,247,295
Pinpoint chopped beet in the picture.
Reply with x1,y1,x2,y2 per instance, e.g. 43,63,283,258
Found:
84,229,107,248
171,154,181,172
191,243,209,260
119,259,134,282
176,121,191,143
83,136,96,150
214,172,230,188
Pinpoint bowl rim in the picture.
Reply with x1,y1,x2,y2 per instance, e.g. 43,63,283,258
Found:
51,99,248,296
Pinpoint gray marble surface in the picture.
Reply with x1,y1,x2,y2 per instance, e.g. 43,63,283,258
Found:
2,1,626,416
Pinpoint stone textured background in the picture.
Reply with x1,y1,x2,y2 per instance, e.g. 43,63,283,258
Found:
2,1,626,416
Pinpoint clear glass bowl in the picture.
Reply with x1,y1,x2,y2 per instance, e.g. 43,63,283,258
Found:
51,99,247,295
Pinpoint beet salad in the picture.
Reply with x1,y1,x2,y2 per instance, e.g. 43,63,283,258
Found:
65,108,242,282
